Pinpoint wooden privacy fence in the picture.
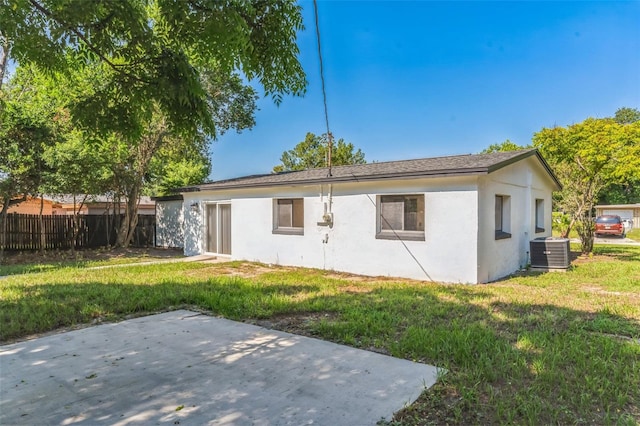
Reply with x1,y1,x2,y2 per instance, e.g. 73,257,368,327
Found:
0,214,155,251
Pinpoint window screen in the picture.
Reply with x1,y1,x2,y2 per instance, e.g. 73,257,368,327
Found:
274,198,304,233
495,195,503,232
378,195,425,239
535,199,544,232
495,195,511,239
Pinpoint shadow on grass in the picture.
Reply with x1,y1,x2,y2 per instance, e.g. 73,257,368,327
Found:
0,248,184,276
1,272,638,425
0,261,89,276
593,245,640,262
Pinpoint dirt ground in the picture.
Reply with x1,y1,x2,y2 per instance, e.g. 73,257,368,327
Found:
0,247,184,265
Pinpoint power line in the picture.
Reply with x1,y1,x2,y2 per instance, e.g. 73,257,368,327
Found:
350,174,432,281
312,0,333,177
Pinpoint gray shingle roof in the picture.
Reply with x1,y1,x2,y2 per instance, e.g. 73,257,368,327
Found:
183,148,560,192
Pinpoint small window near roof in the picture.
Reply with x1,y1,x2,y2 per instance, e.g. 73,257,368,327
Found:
495,195,511,240
535,198,545,233
377,194,425,241
273,198,304,235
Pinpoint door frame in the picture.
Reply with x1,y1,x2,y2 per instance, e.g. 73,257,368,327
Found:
203,201,232,257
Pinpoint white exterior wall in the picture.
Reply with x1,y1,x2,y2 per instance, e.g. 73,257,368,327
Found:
155,200,184,248
477,157,556,282
183,177,480,283
182,158,557,284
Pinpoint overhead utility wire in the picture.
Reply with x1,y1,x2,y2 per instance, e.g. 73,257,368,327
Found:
313,0,333,177
350,174,432,281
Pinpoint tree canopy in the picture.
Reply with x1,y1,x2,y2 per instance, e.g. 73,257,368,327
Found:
1,55,258,246
614,107,640,125
0,65,60,210
480,139,530,154
273,132,366,173
533,111,640,252
1,0,305,248
0,0,306,138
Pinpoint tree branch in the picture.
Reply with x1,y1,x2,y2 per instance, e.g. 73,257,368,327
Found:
28,0,151,84
0,33,9,92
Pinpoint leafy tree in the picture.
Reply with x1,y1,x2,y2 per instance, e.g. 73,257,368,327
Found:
533,116,640,253
273,132,366,173
2,44,259,246
2,1,292,247
598,180,640,205
596,107,640,205
0,0,306,138
480,139,530,153
614,107,640,125
145,136,211,197
107,67,257,247
42,135,111,251
0,65,61,254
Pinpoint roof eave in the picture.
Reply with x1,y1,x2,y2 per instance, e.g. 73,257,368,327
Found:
189,168,489,192
487,149,562,191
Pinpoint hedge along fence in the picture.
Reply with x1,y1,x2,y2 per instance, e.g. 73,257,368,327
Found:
0,213,156,251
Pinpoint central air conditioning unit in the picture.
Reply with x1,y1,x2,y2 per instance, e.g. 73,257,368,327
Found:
529,237,571,270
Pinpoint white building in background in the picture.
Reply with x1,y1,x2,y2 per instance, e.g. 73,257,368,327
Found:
170,149,560,283
153,195,185,248
595,204,640,229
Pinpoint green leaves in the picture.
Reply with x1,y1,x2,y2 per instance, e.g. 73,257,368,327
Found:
481,139,530,154
0,0,306,138
273,132,367,173
532,110,640,252
614,107,640,125
534,117,640,184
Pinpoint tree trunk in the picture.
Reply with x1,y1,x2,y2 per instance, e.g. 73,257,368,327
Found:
111,193,121,247
69,194,88,254
38,194,45,253
561,216,576,239
0,34,9,93
577,214,595,254
115,184,142,247
114,118,168,248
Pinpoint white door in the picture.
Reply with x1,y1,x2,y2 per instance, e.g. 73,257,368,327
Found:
206,203,231,255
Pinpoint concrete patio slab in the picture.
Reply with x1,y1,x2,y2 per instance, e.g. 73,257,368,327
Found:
0,310,441,425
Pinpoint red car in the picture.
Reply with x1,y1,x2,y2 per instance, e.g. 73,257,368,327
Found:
595,215,626,238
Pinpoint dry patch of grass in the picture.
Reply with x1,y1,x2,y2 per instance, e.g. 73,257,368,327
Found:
337,285,374,294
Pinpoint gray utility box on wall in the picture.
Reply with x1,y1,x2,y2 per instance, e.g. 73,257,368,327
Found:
530,237,571,270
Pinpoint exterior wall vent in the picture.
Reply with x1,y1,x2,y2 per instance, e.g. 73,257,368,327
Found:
530,237,571,270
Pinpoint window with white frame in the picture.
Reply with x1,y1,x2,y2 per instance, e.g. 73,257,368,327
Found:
377,194,425,240
535,198,545,233
495,195,511,239
273,198,304,235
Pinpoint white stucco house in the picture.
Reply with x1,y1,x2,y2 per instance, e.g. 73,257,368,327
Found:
153,194,185,248
176,149,561,283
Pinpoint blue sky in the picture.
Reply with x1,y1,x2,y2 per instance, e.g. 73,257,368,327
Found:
215,1,640,180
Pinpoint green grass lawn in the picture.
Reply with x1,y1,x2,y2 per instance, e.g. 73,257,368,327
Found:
0,248,183,276
553,226,640,242
626,227,640,241
1,247,639,425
